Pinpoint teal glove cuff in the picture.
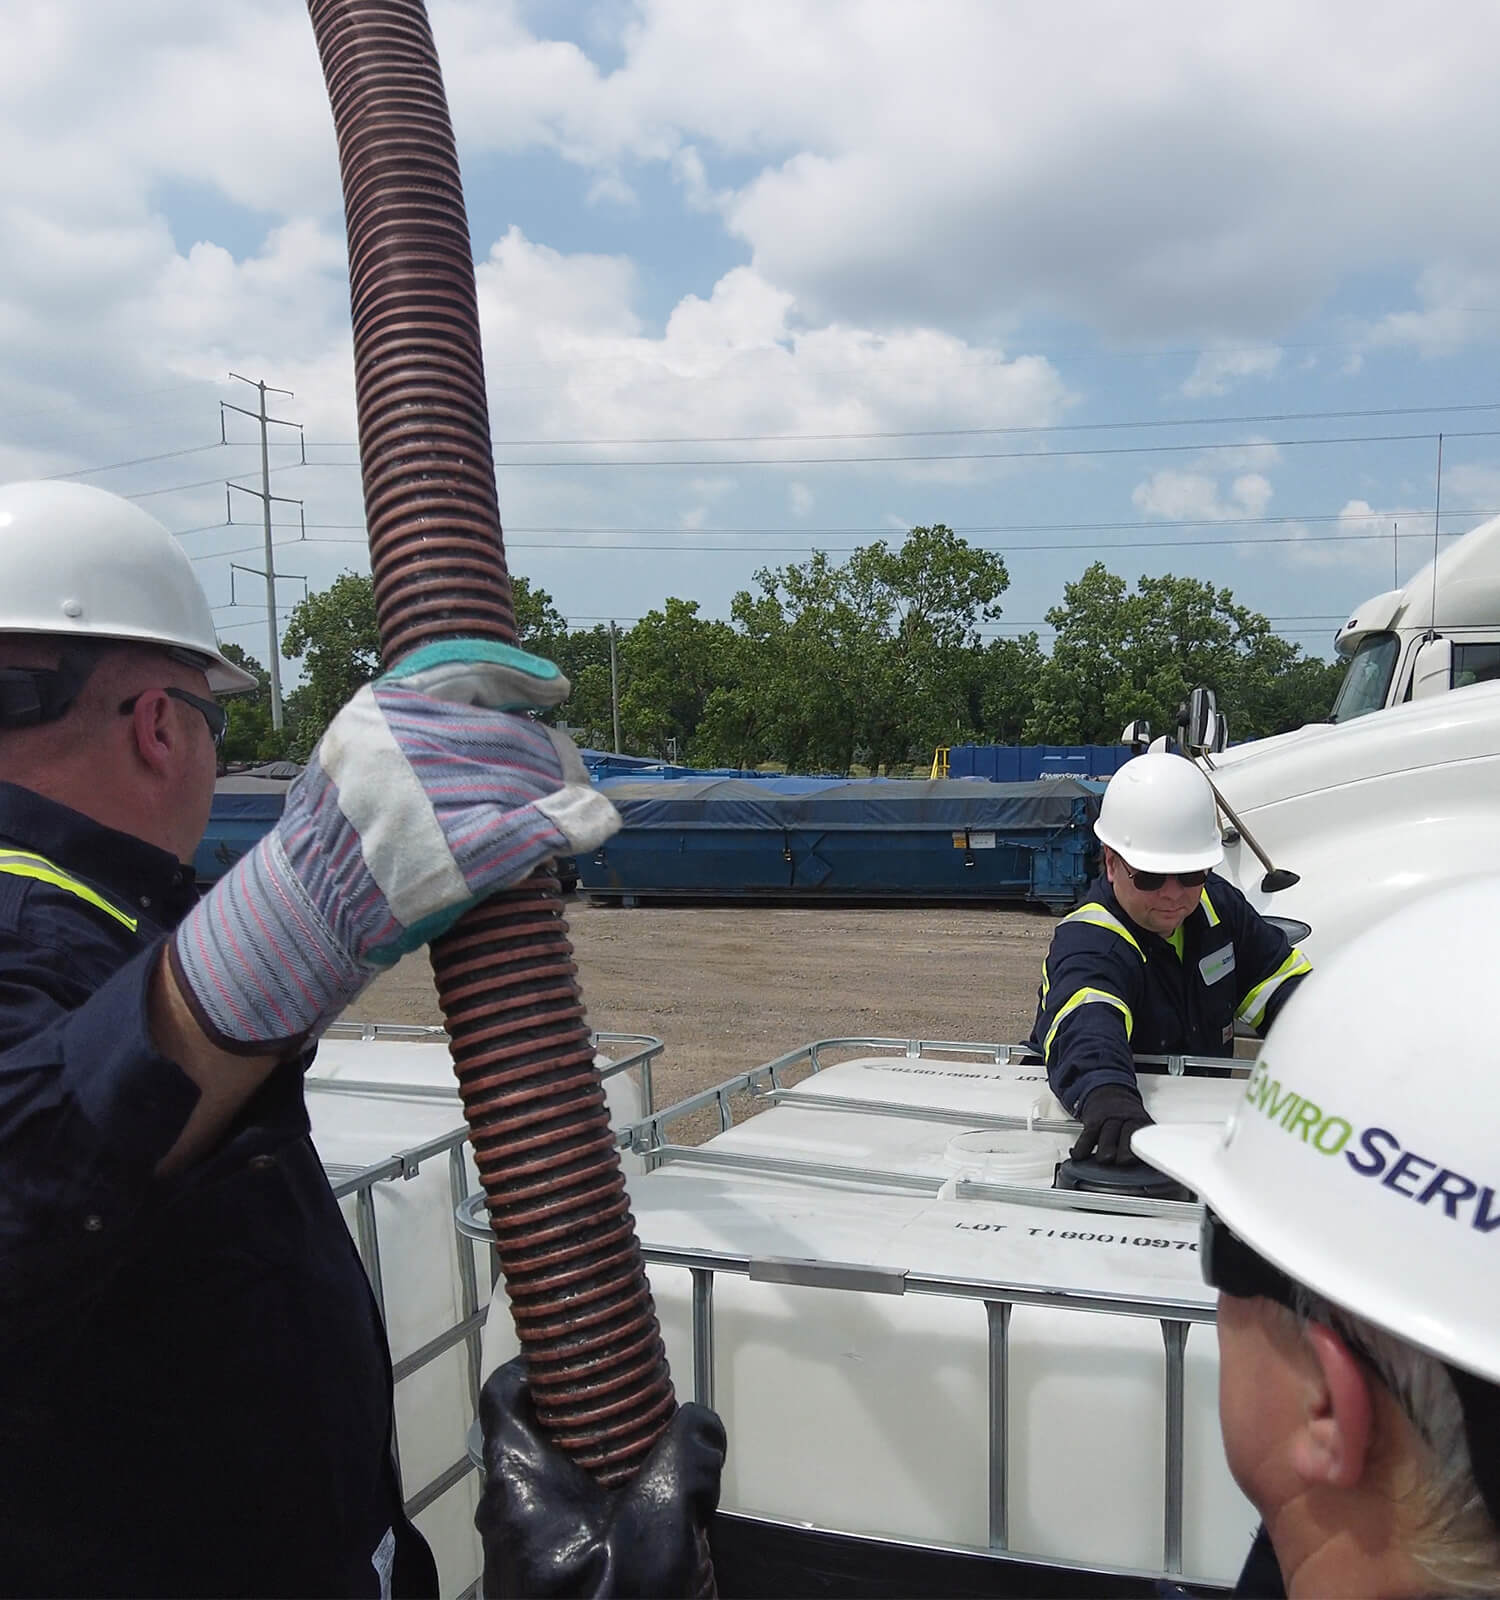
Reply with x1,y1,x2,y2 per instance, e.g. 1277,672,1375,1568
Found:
383,639,570,712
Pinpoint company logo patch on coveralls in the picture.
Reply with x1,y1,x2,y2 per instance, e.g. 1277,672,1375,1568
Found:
1199,944,1236,986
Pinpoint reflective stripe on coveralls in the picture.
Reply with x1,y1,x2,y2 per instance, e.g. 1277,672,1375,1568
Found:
0,849,138,932
1044,987,1135,1061
1236,947,1313,1031
1058,901,1146,960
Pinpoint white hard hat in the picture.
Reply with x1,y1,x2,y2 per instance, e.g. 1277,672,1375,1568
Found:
1093,751,1223,873
1135,876,1500,1387
0,480,256,696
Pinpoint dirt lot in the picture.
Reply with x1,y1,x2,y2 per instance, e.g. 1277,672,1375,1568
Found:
345,899,1057,1112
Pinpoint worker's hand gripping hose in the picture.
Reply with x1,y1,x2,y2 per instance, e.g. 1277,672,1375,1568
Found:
478,1359,726,1599
170,643,620,1052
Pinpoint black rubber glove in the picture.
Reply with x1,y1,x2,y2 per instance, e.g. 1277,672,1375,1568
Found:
1072,1083,1153,1163
476,1357,727,1598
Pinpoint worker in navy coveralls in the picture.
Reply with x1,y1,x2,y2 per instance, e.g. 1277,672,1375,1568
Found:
0,480,623,1596
1029,751,1311,1166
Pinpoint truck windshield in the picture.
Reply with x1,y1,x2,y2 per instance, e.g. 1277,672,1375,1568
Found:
1330,631,1400,722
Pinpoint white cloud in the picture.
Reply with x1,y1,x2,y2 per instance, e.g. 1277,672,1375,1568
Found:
585,173,639,209
1445,463,1500,511
0,4,336,218
789,482,814,516
1181,347,1282,398
670,145,724,215
1230,474,1274,517
1132,469,1273,521
1282,499,1403,570
1362,265,1500,358
473,243,1072,480
1209,439,1283,473
13,1,1500,359
448,0,1500,341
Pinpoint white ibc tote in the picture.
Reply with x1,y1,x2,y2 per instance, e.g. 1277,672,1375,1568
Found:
476,1040,1258,1588
307,1024,655,1598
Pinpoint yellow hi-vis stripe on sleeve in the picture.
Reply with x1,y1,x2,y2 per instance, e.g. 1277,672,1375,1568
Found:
0,850,138,932
1043,987,1134,1062
1237,947,1312,1031
1059,903,1145,961
1199,887,1220,927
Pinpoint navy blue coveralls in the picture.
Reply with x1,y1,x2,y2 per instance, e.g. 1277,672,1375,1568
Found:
0,783,436,1598
1028,871,1311,1114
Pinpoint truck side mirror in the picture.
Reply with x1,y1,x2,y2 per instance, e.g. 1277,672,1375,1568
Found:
1121,718,1152,753
1181,687,1218,755
1410,635,1452,702
1213,712,1229,753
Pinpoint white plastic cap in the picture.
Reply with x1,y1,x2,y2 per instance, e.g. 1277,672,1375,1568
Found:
0,480,256,695
1094,751,1223,874
1136,876,1500,1386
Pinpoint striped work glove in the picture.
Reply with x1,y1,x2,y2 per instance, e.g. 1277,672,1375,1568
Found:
168,641,620,1053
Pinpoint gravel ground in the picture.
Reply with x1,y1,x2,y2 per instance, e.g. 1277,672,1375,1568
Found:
345,898,1057,1123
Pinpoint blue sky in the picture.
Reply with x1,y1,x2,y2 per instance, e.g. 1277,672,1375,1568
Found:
6,0,1500,681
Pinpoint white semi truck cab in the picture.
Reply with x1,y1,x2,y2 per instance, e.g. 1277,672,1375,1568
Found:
1331,512,1500,721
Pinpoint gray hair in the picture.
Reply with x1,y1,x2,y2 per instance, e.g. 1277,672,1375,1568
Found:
1289,1288,1500,1595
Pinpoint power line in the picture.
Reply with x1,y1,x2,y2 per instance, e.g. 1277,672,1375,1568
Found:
126,475,249,500
179,527,1463,558
45,442,227,479
303,399,1500,450
480,532,1431,554
250,506,1492,538
190,543,267,561
292,425,1500,470
87,425,1500,504
410,318,1500,380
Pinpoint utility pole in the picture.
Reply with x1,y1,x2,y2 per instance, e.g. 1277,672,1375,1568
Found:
608,620,622,754
222,374,305,731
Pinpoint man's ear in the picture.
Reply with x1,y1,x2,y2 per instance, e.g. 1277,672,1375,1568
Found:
1290,1321,1374,1491
125,689,178,778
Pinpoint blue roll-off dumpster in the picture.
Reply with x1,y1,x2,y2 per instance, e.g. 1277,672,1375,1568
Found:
193,766,298,886
947,743,1133,782
578,776,1099,909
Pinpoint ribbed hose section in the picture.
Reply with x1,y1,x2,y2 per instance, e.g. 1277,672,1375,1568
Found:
433,882,676,1479
312,1,514,654
307,0,683,1493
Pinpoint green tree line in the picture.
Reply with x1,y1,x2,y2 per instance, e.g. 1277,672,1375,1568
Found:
221,525,1345,770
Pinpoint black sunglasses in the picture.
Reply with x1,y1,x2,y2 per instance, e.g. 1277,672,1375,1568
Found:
119,686,227,749
1119,861,1209,893
1200,1208,1299,1311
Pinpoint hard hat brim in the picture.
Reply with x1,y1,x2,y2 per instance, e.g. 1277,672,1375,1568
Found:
205,656,259,697
1131,1122,1222,1204
1093,821,1223,875
1133,1121,1500,1389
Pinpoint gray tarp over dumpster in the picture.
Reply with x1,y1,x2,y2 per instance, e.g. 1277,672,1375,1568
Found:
579,777,1100,907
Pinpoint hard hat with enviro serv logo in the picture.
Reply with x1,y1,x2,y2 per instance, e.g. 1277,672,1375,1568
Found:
0,480,256,696
1135,875,1500,1388
1093,751,1223,875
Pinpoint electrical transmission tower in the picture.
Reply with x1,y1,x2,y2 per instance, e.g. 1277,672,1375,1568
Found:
221,374,306,732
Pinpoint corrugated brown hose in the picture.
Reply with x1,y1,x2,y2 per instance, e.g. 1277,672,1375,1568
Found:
305,2,705,1576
